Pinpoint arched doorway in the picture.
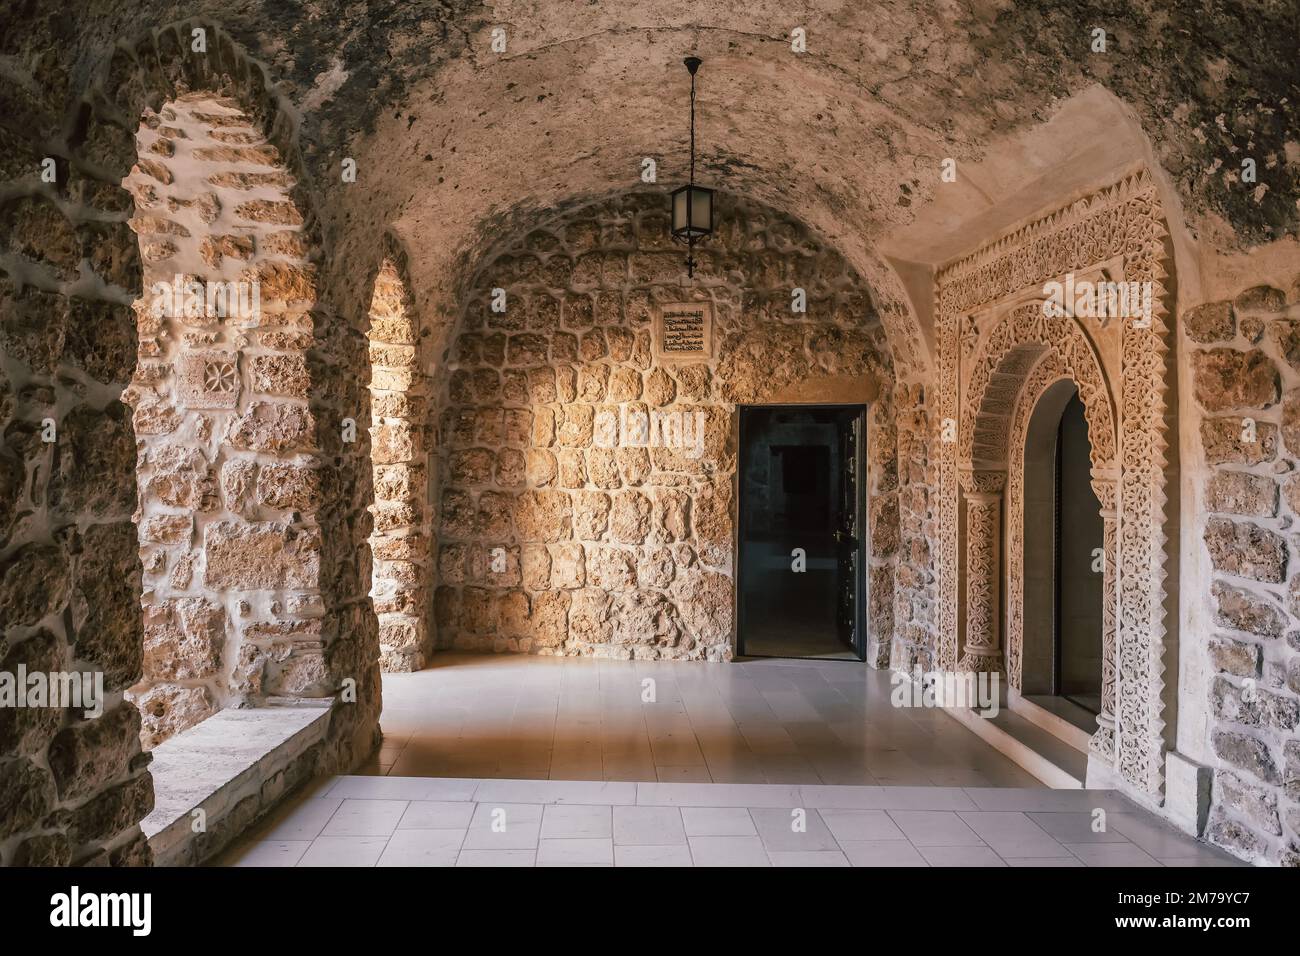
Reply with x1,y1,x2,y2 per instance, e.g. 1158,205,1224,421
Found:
1020,382,1104,729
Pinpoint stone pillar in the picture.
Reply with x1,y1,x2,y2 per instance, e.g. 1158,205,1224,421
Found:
1089,473,1119,764
959,470,1005,675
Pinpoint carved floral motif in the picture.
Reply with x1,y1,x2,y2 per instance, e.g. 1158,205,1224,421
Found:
934,170,1173,794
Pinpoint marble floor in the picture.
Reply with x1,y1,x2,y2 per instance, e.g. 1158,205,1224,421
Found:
215,775,1242,867
365,653,1041,786
214,655,1243,867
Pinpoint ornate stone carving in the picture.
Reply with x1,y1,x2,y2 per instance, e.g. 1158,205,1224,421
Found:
177,350,240,409
959,470,1004,675
934,170,1174,795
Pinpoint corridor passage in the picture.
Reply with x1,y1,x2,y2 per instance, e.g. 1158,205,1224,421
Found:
367,654,1039,786
217,776,1241,868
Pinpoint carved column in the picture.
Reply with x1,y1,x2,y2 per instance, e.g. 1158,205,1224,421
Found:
1089,472,1119,763
959,470,1005,675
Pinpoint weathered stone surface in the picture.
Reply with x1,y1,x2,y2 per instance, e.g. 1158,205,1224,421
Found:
672,570,732,646
1211,676,1299,731
256,463,320,511
0,758,56,841
1201,417,1278,465
1235,285,1286,313
1203,517,1286,582
72,523,143,686
46,703,141,802
569,588,613,645
68,772,154,845
1207,634,1261,677
1191,349,1278,411
1217,772,1282,835
203,521,320,589
1282,391,1300,458
227,402,315,452
0,631,65,755
1206,471,1277,517
249,354,310,397
1212,730,1280,784
146,445,216,510
142,598,224,681
0,544,69,628
1184,300,1235,343
586,545,636,590
1206,808,1267,859
550,542,586,589
1211,580,1285,637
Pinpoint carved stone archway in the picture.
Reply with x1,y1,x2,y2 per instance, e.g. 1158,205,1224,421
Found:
935,170,1175,796
956,307,1118,742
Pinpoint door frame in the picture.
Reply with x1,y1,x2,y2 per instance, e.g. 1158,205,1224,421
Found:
734,402,868,662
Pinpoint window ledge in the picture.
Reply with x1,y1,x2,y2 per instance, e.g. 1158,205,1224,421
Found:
142,705,332,866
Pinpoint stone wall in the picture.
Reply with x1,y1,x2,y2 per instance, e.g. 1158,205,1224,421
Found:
434,192,896,660
0,21,381,867
368,251,434,671
890,380,936,671
1188,281,1300,866
122,94,326,747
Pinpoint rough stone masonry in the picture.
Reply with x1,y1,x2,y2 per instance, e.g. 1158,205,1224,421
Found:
434,192,900,661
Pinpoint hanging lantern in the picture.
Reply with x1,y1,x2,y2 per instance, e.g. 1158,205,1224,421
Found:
670,56,714,277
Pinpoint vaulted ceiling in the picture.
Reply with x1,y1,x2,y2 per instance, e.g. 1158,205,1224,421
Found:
5,0,1296,371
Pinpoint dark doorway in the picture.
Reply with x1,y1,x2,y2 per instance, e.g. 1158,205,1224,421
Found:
1053,393,1105,714
737,405,865,660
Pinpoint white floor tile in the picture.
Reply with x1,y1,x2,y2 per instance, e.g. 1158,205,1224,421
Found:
320,799,408,837
613,806,687,845
398,801,476,830
615,844,694,867
537,838,615,865
297,836,389,867
377,828,465,866
688,836,770,867
681,807,756,837
888,810,984,846
541,804,612,839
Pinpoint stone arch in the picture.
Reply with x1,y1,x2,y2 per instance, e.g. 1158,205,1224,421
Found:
366,240,434,671
959,303,1117,474
0,20,378,866
935,169,1176,796
121,90,328,747
431,188,899,662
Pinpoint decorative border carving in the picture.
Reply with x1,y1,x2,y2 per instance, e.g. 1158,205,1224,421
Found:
934,170,1173,795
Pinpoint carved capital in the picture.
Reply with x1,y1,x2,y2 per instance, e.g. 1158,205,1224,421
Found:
961,469,1005,497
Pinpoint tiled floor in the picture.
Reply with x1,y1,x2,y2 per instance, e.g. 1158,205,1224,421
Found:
215,775,1243,867
367,653,1042,786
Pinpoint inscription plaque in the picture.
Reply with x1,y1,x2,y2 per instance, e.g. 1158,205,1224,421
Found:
653,302,713,361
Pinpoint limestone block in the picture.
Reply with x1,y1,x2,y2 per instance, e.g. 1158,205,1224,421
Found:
203,521,320,590
256,463,320,511
586,545,636,590
554,448,585,488
227,402,315,453
609,490,651,544
526,448,558,487
514,490,571,542
550,542,586,589
142,598,224,681
1207,471,1277,517
573,490,611,540
1191,349,1278,411
1190,303,1237,343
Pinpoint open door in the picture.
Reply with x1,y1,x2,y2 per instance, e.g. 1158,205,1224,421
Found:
737,405,866,660
835,411,863,655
